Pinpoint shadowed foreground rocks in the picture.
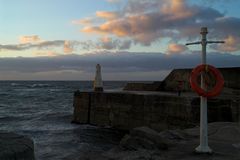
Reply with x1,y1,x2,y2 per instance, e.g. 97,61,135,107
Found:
120,127,168,151
80,122,240,160
0,132,35,160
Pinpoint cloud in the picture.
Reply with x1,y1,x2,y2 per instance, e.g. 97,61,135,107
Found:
67,37,132,50
96,11,119,20
80,0,223,44
96,37,131,50
211,35,240,52
19,35,41,44
161,0,196,20
199,0,234,6
0,51,239,80
0,39,78,57
72,11,119,25
34,40,65,49
0,40,65,51
106,0,121,3
1,37,130,53
77,0,240,52
63,40,74,54
33,51,58,57
167,43,188,54
72,18,94,25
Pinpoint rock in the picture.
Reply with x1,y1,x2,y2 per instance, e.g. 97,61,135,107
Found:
209,125,240,142
103,148,163,160
232,143,240,149
120,127,168,150
0,132,35,160
120,135,156,150
159,130,186,141
101,122,240,160
184,122,240,137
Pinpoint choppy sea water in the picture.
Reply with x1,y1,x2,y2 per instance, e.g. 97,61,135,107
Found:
0,81,128,160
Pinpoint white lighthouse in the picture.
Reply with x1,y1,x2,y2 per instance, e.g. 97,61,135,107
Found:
93,64,103,92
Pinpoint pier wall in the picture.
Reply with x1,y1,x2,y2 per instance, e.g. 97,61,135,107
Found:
73,91,239,131
123,67,240,92
163,67,240,91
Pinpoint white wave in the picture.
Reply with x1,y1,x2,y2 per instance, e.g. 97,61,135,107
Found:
11,83,21,86
30,84,51,88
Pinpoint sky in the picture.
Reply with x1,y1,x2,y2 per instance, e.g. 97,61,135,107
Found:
0,0,240,80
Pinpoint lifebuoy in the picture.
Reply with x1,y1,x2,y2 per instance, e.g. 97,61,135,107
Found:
190,64,224,98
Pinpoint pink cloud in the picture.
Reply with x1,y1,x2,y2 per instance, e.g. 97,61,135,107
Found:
211,35,240,52
74,0,240,52
33,51,58,57
167,43,188,54
81,14,164,45
63,41,74,54
96,11,119,20
161,0,196,20
79,0,216,44
19,35,41,44
72,18,93,25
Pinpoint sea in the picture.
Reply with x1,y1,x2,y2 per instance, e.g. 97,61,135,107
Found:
0,81,129,160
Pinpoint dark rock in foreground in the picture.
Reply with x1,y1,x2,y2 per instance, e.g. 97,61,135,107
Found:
0,132,35,160
120,126,168,150
80,122,240,160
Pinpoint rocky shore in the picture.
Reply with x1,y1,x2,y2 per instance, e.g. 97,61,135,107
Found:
79,122,240,160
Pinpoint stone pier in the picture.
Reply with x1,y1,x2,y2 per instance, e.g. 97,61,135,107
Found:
72,91,239,131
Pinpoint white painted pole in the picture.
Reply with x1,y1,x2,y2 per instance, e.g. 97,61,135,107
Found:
186,27,224,153
195,27,212,153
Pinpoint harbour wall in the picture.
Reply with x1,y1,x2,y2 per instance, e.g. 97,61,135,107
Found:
72,91,240,131
163,67,240,91
123,67,240,92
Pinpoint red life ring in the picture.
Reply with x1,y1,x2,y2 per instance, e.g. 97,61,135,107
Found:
190,64,224,98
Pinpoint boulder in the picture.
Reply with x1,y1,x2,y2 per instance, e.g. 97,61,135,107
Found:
101,122,240,160
103,148,163,160
120,126,168,150
0,132,35,160
159,130,186,141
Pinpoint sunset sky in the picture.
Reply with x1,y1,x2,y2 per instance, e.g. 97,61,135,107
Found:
0,0,240,80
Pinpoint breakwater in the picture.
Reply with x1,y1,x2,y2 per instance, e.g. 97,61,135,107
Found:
72,91,240,131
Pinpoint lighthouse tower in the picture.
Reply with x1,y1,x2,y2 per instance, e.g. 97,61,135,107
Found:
94,64,103,92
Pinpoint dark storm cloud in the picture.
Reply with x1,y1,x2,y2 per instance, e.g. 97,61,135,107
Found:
0,51,239,74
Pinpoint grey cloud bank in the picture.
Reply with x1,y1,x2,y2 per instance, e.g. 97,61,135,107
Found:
0,51,239,80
